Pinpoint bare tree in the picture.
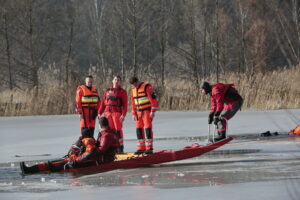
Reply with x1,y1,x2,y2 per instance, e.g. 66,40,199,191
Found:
124,0,152,77
158,0,173,89
65,1,76,87
247,19,267,74
127,0,138,76
8,0,54,95
272,0,300,66
215,0,220,82
200,0,209,78
189,0,200,87
2,3,13,92
87,0,107,76
217,8,231,77
233,0,252,74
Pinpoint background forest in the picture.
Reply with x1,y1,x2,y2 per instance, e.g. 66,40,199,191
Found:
0,0,299,116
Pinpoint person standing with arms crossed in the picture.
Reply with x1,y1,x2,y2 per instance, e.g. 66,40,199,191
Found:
129,77,158,155
98,75,127,153
76,75,100,137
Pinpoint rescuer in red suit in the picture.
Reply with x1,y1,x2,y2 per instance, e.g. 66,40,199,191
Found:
96,116,120,163
98,75,127,153
129,77,158,155
200,82,243,141
76,75,100,137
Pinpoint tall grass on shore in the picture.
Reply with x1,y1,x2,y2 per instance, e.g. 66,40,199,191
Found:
0,65,299,116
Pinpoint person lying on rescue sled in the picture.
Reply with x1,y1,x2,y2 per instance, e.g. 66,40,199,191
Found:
20,117,119,174
20,128,97,174
62,117,119,167
200,82,243,141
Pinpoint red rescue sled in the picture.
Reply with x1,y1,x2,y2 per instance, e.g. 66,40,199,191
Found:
65,137,233,173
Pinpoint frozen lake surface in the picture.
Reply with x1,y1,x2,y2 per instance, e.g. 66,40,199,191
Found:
0,109,300,200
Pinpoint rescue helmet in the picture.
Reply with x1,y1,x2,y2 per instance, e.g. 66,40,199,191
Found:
200,81,212,94
129,76,139,84
99,116,109,127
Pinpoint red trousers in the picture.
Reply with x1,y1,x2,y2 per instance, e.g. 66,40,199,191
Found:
135,110,153,150
104,112,124,147
80,107,97,128
216,99,243,135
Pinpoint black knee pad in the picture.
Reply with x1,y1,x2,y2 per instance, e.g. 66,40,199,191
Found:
136,128,143,139
145,128,152,139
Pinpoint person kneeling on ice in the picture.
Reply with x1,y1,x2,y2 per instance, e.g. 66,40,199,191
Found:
96,117,120,163
200,81,243,141
20,128,97,174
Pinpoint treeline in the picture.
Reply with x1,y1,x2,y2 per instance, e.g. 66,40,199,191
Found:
0,0,300,115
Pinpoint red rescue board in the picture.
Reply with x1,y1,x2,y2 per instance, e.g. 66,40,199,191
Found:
65,137,233,173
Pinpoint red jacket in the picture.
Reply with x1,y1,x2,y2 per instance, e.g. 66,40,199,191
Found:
96,129,120,163
211,83,241,112
98,87,128,116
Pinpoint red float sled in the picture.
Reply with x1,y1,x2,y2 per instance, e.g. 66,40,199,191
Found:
21,137,233,175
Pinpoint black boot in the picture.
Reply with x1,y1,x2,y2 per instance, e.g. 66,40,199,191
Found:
209,138,215,143
145,149,153,155
118,145,124,154
260,131,272,137
272,132,279,136
214,132,226,142
134,150,145,155
20,162,39,174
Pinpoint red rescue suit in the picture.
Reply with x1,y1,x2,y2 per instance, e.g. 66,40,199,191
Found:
34,137,97,172
289,125,300,136
76,85,100,135
69,137,97,163
96,128,120,163
131,82,158,151
98,87,127,149
211,83,243,137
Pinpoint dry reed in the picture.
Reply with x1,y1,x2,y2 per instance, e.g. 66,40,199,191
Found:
0,65,299,116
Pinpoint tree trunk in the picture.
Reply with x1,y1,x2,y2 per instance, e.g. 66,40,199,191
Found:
3,11,13,91
28,0,39,96
132,0,137,76
191,0,199,88
160,0,167,89
215,0,219,82
65,7,75,87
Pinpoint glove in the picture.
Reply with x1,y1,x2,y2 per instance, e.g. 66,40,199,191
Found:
76,108,82,115
208,112,214,124
213,112,221,125
213,116,220,125
69,145,81,156
65,160,77,169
